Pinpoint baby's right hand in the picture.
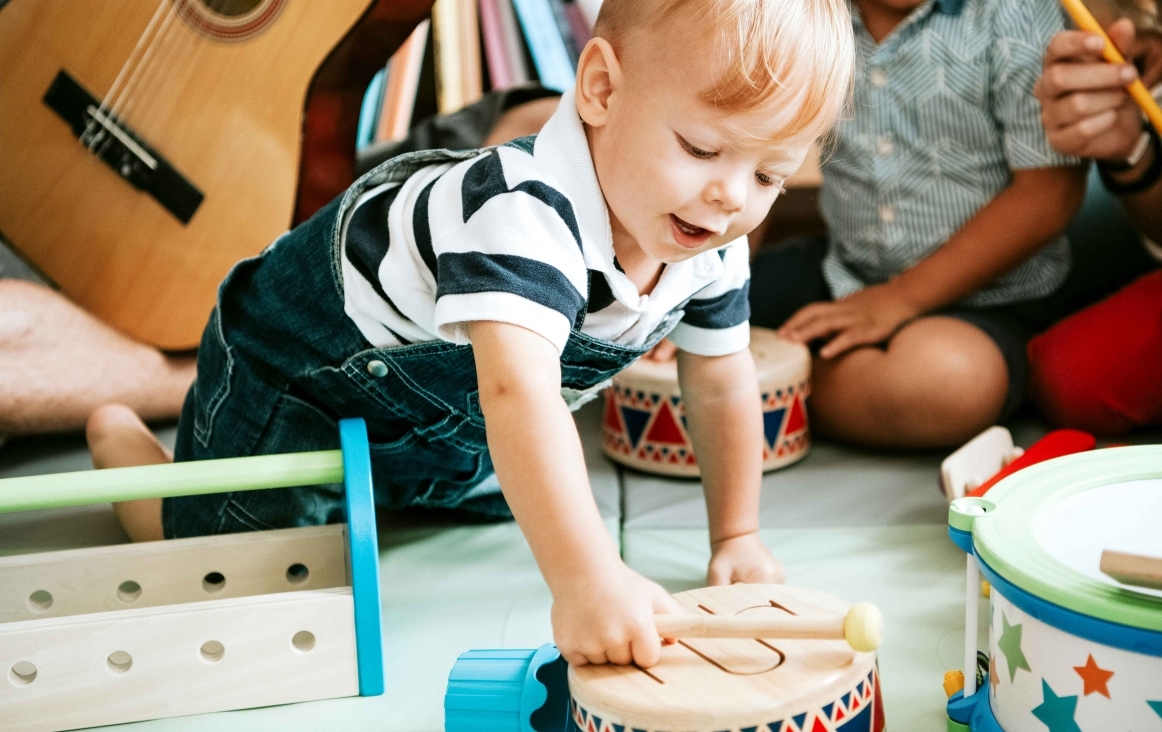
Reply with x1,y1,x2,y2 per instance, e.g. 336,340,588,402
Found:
551,563,683,668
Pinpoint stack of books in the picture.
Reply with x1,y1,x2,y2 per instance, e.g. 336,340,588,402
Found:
357,0,599,150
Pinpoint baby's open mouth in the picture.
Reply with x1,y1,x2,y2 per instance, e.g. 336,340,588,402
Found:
670,214,713,248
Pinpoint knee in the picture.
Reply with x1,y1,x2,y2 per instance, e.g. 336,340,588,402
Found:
877,325,1008,445
85,404,143,446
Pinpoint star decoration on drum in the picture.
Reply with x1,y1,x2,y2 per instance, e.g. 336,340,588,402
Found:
1031,680,1081,732
1150,700,1162,718
988,655,999,695
1072,654,1114,698
997,613,1030,682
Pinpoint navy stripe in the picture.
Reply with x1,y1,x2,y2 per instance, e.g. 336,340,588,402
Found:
461,151,582,251
412,177,440,280
344,186,412,345
436,252,585,325
681,281,751,329
585,270,616,313
503,135,537,154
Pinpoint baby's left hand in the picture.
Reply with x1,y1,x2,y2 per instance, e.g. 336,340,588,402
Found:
779,284,918,359
708,532,786,585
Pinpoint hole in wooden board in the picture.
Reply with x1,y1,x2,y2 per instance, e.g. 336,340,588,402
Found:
200,640,225,663
202,572,226,593
117,580,142,603
27,590,53,613
286,563,309,585
9,661,37,685
291,630,315,652
106,651,133,673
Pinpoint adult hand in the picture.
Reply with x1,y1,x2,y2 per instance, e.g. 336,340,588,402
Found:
778,284,919,359
1035,20,1162,161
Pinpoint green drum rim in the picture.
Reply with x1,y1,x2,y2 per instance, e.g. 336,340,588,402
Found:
972,445,1162,632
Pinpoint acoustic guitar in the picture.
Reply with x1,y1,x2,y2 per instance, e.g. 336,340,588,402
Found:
0,0,433,350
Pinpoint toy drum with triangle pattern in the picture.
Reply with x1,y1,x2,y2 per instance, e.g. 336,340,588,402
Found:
602,327,811,477
946,447,1162,731
444,584,885,732
0,420,384,732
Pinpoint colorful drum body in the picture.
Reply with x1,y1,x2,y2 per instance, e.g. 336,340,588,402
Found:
601,327,811,477
568,584,884,732
949,447,1162,730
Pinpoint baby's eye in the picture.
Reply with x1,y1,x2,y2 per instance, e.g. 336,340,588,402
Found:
676,134,716,160
755,171,784,191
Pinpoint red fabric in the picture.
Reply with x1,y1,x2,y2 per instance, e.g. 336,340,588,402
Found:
1028,269,1162,435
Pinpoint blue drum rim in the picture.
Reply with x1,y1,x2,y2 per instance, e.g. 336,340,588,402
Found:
976,552,1162,657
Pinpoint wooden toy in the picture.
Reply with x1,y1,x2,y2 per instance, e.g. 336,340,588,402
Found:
445,584,885,732
1101,549,1162,591
1058,0,1162,136
0,419,383,732
946,447,1162,731
602,327,811,477
940,426,1095,501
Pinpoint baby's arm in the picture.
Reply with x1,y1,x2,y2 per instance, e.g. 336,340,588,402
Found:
468,320,681,667
782,166,1087,357
677,346,784,585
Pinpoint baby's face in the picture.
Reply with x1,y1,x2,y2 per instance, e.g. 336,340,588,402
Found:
582,31,815,265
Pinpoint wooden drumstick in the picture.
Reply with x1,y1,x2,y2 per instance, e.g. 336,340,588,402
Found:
654,602,884,653
1101,549,1162,590
1058,0,1162,136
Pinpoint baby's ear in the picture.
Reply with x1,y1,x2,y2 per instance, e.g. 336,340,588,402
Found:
576,37,621,127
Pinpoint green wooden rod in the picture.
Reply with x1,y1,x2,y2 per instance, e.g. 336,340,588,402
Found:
0,451,345,514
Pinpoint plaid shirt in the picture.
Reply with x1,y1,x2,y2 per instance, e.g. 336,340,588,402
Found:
821,0,1081,307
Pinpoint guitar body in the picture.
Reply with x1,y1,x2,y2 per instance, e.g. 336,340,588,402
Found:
0,0,432,350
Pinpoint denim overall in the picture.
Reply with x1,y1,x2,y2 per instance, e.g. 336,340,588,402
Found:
164,145,681,538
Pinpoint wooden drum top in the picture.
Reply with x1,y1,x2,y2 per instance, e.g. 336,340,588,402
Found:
568,584,877,732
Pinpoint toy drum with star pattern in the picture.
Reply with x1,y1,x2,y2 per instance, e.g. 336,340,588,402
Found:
568,584,884,732
601,327,811,477
946,447,1162,730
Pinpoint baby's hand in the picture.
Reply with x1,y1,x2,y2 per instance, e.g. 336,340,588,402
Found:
643,338,678,362
552,562,683,668
779,284,918,358
708,532,786,585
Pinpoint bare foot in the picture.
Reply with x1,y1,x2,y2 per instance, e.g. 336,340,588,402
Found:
86,404,170,542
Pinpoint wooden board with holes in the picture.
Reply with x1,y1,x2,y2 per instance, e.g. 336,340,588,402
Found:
0,587,359,732
0,0,435,350
568,584,883,732
0,525,348,623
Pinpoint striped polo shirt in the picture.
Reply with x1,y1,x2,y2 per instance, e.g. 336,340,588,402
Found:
339,87,751,357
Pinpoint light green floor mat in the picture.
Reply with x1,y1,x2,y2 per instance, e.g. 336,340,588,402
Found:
623,525,979,732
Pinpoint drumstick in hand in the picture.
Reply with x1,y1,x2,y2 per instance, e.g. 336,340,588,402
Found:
654,602,884,652
1058,0,1162,135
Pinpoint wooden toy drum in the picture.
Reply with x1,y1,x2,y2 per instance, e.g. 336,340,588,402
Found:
948,447,1162,730
602,327,811,477
568,584,884,732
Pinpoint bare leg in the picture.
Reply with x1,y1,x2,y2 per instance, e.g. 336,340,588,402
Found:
483,96,561,147
87,404,170,542
809,317,1009,449
0,280,195,435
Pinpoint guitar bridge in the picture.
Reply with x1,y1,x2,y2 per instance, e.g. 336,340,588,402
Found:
43,71,204,224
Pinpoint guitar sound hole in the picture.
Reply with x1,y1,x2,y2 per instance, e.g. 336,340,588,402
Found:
197,0,263,18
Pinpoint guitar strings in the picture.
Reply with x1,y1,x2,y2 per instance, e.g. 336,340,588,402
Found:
99,0,185,153
117,2,204,133
89,0,173,154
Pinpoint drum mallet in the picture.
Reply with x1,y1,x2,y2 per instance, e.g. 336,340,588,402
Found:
653,601,884,652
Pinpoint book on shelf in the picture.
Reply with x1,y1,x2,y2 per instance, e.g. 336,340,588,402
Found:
510,0,576,92
459,0,483,108
562,0,593,50
431,0,465,113
547,0,581,65
376,19,430,143
358,66,386,150
480,0,531,89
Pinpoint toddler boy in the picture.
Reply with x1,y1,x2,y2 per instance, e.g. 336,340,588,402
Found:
749,0,1087,448
90,0,854,667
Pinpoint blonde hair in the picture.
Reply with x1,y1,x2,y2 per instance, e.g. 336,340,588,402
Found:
595,0,853,139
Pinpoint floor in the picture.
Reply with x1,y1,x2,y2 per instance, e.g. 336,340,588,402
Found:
0,402,1138,731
